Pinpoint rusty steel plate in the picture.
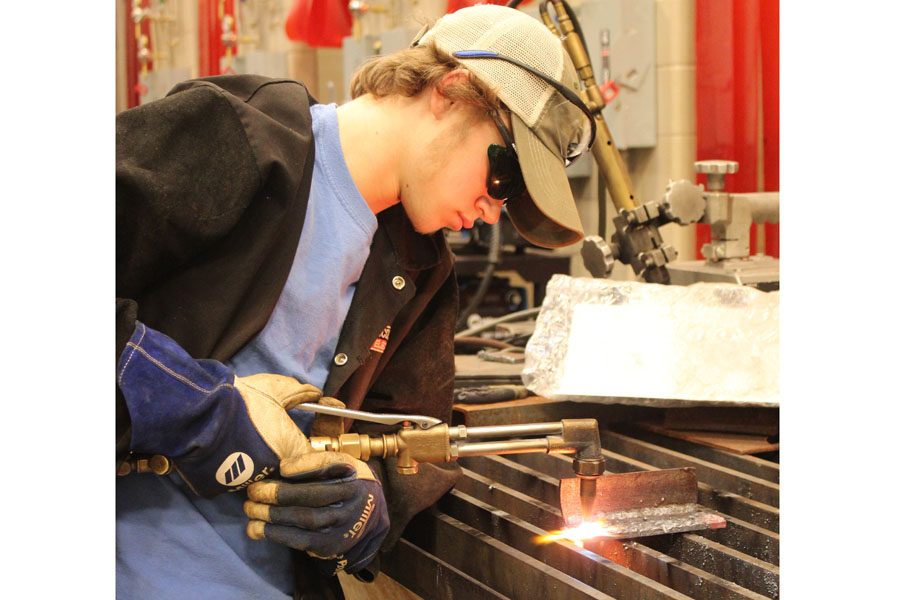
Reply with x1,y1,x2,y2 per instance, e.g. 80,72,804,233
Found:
559,468,726,539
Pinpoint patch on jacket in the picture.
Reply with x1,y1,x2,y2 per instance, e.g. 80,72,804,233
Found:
370,325,391,354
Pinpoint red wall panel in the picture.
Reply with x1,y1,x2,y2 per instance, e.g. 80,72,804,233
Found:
696,0,778,259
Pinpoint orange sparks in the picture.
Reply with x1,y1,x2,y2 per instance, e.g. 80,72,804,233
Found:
535,520,611,547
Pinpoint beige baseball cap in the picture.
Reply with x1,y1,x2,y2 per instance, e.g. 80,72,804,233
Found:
414,5,594,248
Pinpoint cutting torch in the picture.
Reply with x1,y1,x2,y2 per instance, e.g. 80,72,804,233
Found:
299,401,605,524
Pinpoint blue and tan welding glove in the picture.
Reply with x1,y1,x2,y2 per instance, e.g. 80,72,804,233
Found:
243,453,390,576
117,322,321,496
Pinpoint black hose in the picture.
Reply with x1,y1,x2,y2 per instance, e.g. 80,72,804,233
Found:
456,220,501,332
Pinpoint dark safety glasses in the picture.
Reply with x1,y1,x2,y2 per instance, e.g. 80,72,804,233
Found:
487,110,526,203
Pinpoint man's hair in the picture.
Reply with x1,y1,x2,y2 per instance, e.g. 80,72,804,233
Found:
349,42,501,115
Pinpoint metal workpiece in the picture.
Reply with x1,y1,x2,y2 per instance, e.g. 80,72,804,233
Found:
559,467,726,536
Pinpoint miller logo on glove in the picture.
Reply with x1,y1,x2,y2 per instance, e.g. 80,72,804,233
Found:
243,453,390,576
117,322,322,496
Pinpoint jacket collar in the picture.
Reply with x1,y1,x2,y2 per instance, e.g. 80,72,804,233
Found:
378,204,447,272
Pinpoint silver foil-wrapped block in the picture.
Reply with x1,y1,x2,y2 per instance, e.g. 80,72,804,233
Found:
523,275,779,406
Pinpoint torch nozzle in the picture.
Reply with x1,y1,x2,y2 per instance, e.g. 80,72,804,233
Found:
579,476,598,523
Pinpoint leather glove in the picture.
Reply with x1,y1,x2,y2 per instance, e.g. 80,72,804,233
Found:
243,452,390,576
117,322,322,496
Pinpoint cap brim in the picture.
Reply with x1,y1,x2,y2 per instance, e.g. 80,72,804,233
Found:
505,112,584,249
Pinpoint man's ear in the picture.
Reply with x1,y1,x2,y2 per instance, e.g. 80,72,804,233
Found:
429,69,471,119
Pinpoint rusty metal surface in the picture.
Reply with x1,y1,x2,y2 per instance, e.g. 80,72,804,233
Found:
382,402,779,599
595,450,780,533
557,468,726,537
562,468,699,513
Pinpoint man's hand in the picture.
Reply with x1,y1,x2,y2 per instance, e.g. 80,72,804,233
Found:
243,453,390,576
172,373,323,495
118,322,322,496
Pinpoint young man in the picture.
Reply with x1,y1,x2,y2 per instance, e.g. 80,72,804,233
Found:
116,5,594,599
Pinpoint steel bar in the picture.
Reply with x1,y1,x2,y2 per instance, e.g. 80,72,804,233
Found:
663,407,778,436
699,489,779,534
460,455,562,506
616,424,780,482
402,509,615,600
510,450,780,532
601,431,780,507
453,397,661,427
439,490,692,600
456,468,770,600
643,534,780,599
696,515,780,565
381,538,512,600
456,468,561,531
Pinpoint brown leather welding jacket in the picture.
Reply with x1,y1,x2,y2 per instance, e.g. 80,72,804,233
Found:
115,75,461,594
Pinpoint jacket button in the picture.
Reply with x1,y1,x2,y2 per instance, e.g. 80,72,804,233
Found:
392,276,406,290
334,353,349,366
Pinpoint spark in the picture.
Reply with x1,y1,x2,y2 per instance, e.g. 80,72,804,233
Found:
535,519,612,546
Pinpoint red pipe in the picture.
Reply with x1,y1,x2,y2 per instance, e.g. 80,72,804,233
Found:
199,0,237,77
696,0,777,259
124,1,139,108
124,0,154,108
760,0,780,258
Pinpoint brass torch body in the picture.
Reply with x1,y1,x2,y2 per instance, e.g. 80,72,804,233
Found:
311,418,605,520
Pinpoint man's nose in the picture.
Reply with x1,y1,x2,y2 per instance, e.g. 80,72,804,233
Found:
476,196,503,225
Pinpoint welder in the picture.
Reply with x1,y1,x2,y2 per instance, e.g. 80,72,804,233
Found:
115,5,595,599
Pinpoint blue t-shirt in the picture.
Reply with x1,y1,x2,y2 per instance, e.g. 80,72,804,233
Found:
116,103,377,600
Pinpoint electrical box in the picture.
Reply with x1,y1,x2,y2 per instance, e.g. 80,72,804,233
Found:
521,0,657,151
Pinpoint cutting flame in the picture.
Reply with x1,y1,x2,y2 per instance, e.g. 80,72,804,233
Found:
535,519,612,547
